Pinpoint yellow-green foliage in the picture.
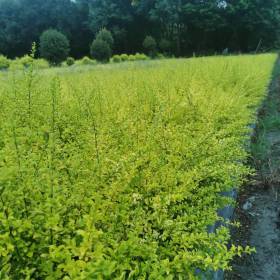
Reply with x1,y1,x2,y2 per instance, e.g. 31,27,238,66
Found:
0,54,276,279
19,55,33,68
111,54,122,63
10,56,49,70
0,55,10,70
120,53,129,61
135,52,149,60
111,53,149,63
66,57,75,66
76,56,97,66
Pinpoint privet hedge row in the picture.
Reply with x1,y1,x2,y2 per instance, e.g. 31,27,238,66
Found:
0,54,276,279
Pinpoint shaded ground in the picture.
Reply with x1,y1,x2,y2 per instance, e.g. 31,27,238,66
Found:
226,62,280,280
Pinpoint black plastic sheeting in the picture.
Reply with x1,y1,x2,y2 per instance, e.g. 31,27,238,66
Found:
206,189,238,280
204,122,257,280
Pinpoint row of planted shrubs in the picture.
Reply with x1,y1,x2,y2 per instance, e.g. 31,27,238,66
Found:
0,53,152,71
65,53,150,66
0,55,49,71
110,53,149,63
0,29,162,71
0,54,276,279
0,28,162,69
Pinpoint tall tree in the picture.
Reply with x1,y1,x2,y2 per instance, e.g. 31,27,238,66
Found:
225,0,280,51
0,0,87,57
87,0,132,52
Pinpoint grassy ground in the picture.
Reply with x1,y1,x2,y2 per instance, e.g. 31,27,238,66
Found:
252,60,280,182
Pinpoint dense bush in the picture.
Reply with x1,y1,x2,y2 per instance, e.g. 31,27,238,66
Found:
34,59,49,69
66,57,75,66
128,54,136,61
77,56,97,65
10,57,49,70
19,55,33,68
135,53,149,61
39,29,70,65
0,55,10,70
90,39,111,62
0,54,275,279
120,54,129,61
111,53,149,63
111,54,122,63
143,35,157,57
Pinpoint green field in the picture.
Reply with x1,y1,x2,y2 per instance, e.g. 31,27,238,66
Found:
0,54,277,279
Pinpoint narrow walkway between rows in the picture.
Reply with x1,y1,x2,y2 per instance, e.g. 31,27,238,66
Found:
227,60,280,280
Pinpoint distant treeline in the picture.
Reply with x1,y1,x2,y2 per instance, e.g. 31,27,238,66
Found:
0,0,279,58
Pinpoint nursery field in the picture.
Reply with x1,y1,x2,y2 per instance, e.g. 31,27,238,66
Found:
0,54,277,279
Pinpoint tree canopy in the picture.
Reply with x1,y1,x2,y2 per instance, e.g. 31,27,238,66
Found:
39,29,70,65
0,0,279,58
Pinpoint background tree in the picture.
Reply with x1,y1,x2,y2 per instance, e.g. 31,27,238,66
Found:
39,29,70,65
90,29,114,62
143,36,157,57
224,0,280,51
159,38,172,54
90,39,112,62
0,0,280,58
96,28,114,49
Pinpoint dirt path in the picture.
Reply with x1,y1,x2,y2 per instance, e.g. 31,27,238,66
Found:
226,62,280,280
